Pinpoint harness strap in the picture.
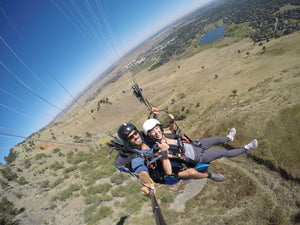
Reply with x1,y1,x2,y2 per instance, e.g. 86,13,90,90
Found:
145,151,168,167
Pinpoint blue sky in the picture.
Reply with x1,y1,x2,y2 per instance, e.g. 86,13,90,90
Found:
0,0,213,163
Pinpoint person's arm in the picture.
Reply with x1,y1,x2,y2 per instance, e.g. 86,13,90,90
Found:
131,157,155,197
139,171,155,196
151,107,159,118
156,141,172,175
167,114,176,133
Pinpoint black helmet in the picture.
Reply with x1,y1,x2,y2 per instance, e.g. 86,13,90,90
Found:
117,123,137,143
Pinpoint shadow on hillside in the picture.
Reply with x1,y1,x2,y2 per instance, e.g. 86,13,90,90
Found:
116,216,128,225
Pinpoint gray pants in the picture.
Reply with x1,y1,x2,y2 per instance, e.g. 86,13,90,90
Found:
194,136,245,164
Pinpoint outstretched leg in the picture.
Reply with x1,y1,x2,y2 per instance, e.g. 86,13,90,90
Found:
199,136,229,150
201,148,245,163
200,139,258,163
198,128,236,150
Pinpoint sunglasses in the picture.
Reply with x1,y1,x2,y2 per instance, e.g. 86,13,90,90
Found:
127,130,139,140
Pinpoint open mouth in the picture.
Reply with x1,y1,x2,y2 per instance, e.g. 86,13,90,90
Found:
154,132,162,140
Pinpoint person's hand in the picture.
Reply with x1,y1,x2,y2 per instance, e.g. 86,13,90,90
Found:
151,107,159,118
156,141,169,152
167,113,174,123
141,184,155,197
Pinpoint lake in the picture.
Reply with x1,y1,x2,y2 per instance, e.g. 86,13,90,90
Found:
199,25,226,45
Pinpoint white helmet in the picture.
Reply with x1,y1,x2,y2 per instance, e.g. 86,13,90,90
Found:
142,119,161,135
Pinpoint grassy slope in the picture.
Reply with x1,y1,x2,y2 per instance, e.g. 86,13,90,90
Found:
1,32,299,225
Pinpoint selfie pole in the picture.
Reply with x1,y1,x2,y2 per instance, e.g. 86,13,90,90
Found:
149,189,167,225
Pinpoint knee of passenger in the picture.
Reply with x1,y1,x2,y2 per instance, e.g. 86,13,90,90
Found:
188,169,198,176
165,171,172,176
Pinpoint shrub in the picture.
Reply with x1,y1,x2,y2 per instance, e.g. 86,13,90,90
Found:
0,167,18,181
230,89,238,98
66,151,74,160
52,148,61,153
58,152,65,157
37,168,46,174
177,113,187,120
86,183,112,195
111,185,127,197
123,198,142,214
84,194,113,205
64,166,77,174
74,135,80,141
50,177,64,188
52,183,81,201
4,149,18,164
110,172,127,185
100,194,113,202
156,187,175,204
122,181,144,214
84,196,97,205
84,205,113,225
88,167,115,181
84,205,96,219
0,197,17,224
49,161,64,171
0,179,9,189
69,152,93,165
24,159,31,169
34,153,49,160
17,176,28,185
40,180,50,188
178,93,186,99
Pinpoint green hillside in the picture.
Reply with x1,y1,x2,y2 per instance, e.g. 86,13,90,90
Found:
1,1,300,224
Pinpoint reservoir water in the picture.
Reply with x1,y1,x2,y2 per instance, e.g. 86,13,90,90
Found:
199,25,226,45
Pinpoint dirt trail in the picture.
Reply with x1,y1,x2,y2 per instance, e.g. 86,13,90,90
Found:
170,179,207,211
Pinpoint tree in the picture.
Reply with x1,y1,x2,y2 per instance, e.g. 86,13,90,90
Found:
230,89,238,98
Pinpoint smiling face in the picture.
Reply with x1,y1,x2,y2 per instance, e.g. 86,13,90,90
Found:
127,130,143,146
148,125,163,141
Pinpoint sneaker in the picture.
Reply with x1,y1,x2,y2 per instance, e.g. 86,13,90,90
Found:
244,139,258,153
210,173,225,182
227,128,236,142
